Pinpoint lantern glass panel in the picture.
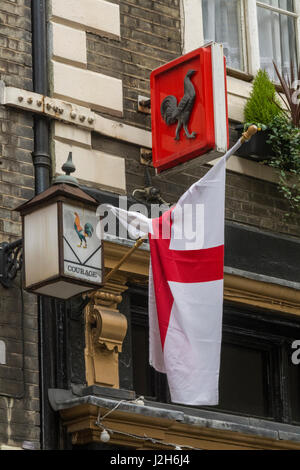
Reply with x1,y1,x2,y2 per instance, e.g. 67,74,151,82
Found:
24,203,59,288
62,202,103,285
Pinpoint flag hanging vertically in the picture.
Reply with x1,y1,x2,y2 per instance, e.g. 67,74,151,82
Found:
107,138,249,405
148,154,226,406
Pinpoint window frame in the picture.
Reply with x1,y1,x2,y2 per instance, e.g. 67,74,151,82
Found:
210,302,300,425
123,283,300,426
200,0,249,73
255,0,300,78
214,327,280,420
182,0,300,79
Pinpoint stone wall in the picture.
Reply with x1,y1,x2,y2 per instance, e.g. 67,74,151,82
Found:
89,0,300,238
87,0,181,131
0,0,40,450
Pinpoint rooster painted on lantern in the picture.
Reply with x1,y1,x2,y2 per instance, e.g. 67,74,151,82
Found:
74,212,94,248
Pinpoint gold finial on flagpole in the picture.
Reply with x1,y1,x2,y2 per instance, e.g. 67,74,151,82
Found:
241,124,258,144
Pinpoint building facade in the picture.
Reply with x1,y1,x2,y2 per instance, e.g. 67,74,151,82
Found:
0,0,300,450
0,0,39,450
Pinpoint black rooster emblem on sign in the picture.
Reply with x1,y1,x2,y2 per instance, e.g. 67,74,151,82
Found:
161,69,197,141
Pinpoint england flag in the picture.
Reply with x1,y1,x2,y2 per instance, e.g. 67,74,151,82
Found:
107,140,242,405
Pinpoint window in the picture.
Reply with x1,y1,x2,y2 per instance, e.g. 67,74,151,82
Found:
126,285,300,425
217,337,272,418
128,286,169,403
192,0,300,79
213,305,300,423
202,0,246,71
257,1,298,81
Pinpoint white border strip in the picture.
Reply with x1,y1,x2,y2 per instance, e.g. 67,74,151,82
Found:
0,82,284,186
211,43,228,153
0,81,152,148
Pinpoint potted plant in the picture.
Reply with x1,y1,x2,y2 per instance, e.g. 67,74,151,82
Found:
266,62,300,215
236,69,282,161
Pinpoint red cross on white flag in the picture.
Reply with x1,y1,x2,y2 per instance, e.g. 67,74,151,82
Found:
107,139,242,405
148,156,226,405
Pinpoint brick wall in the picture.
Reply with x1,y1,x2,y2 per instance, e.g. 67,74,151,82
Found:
87,0,181,131
89,0,300,239
0,0,40,449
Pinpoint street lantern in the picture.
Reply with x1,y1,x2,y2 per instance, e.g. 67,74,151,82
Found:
16,153,103,300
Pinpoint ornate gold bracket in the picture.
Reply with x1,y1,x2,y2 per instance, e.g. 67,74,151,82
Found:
83,238,150,391
85,275,128,389
89,305,127,353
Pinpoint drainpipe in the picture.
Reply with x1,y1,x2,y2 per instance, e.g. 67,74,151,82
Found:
32,0,51,194
31,0,52,450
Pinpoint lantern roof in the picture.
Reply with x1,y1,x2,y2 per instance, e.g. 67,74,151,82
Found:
16,153,99,215
53,151,79,187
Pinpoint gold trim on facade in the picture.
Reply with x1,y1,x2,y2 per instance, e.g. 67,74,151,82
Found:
60,403,300,450
224,273,300,317
102,240,300,317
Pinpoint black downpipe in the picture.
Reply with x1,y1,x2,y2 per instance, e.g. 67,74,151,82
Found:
32,0,51,193
31,0,56,450
31,1,76,450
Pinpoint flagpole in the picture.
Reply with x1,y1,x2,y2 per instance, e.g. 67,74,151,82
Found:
225,124,258,161
104,237,146,283
102,125,258,284
241,124,258,143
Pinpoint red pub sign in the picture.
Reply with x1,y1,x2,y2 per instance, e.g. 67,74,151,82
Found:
150,44,229,172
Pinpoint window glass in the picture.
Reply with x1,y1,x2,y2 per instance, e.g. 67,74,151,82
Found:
287,359,300,424
202,0,245,71
258,0,294,13
132,322,151,396
216,342,270,417
257,3,298,80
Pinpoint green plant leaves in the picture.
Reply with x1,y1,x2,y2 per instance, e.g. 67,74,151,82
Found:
273,60,300,128
266,114,300,215
244,69,282,126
